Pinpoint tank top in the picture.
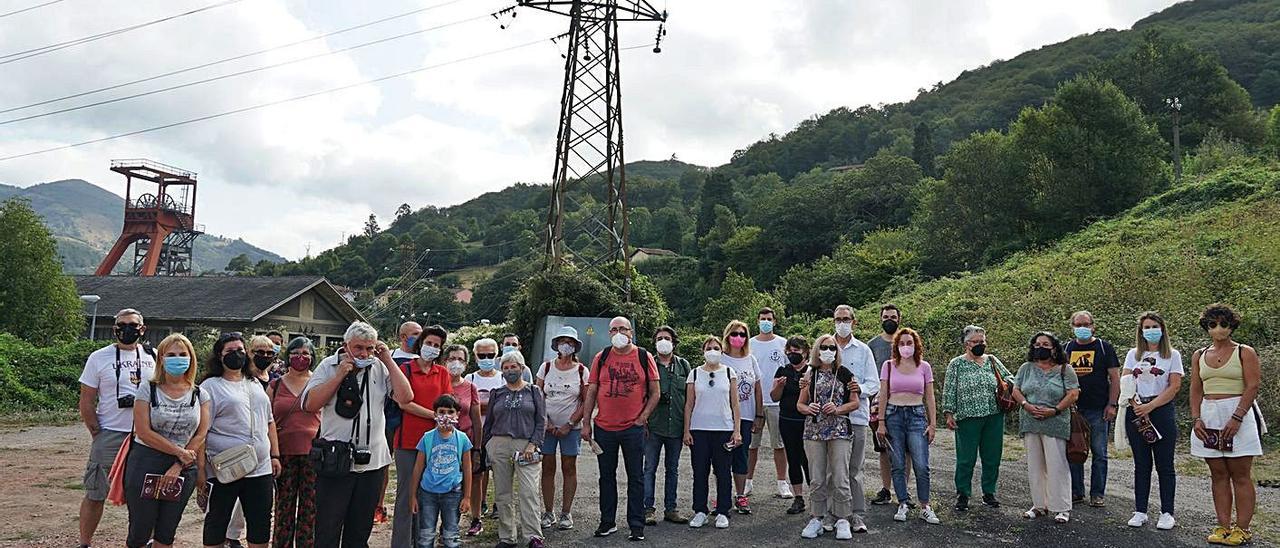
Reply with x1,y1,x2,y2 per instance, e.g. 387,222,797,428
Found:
271,377,321,456
1199,345,1244,395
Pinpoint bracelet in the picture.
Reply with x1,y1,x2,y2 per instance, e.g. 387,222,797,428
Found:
271,456,281,460
1231,414,1245,423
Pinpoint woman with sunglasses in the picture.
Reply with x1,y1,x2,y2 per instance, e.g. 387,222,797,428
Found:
464,338,504,536
797,334,859,540
1122,312,1183,532
485,351,547,548
683,336,742,529
1190,304,1263,546
248,335,278,390
719,320,763,515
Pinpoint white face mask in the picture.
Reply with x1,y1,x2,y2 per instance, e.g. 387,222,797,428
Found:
655,339,674,355
611,332,630,349
834,322,852,337
420,346,440,361
557,343,577,356
819,349,837,364
446,360,466,376
703,349,722,365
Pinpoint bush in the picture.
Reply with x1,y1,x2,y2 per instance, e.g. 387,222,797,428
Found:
508,262,669,350
0,333,100,412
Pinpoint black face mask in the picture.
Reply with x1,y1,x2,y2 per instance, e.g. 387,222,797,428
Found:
881,320,899,334
971,344,986,357
116,325,142,345
223,350,247,371
786,352,805,366
1032,347,1053,361
252,354,274,370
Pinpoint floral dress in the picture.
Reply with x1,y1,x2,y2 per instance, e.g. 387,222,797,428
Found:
803,369,852,441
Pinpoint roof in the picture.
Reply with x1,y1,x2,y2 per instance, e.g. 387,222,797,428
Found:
630,247,678,257
72,275,366,323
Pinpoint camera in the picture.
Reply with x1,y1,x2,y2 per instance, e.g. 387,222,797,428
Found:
117,395,135,409
354,448,372,466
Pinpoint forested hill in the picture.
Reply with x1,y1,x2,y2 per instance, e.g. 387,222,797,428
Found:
252,0,1280,337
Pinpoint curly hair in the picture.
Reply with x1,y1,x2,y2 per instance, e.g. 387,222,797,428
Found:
1199,303,1241,331
1026,331,1067,365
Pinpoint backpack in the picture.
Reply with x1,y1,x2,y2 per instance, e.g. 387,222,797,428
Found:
149,381,200,407
384,361,412,433
540,360,587,394
596,346,652,388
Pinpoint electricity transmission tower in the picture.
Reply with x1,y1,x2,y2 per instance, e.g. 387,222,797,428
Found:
519,0,666,302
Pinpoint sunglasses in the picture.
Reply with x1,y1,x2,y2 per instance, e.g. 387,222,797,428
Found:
252,350,276,357
1204,321,1232,330
819,345,838,351
708,370,716,387
729,332,748,338
476,353,497,360
115,322,142,329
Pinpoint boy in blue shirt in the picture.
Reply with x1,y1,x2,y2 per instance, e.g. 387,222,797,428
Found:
411,394,474,548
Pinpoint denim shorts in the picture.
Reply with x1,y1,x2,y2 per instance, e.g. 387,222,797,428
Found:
541,428,582,457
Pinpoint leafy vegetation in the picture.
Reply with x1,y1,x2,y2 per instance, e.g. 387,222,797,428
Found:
0,199,84,345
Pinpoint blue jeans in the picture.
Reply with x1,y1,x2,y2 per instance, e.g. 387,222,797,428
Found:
643,433,683,512
595,424,647,531
885,404,931,504
1069,407,1110,499
416,486,463,548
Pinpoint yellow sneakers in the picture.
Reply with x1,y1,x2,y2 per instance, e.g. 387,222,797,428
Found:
1222,526,1253,546
1208,526,1231,545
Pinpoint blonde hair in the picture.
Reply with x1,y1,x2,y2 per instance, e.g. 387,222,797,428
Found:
152,333,198,386
248,335,274,351
722,320,752,357
1135,311,1173,360
811,334,842,370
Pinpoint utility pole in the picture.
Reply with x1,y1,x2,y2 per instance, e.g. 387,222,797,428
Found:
521,0,666,304
1166,96,1183,183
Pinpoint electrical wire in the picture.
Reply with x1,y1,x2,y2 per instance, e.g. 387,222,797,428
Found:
0,35,558,163
0,0,247,65
0,0,470,115
0,0,65,19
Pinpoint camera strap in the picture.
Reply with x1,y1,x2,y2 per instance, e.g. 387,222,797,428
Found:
350,368,371,448
114,346,142,402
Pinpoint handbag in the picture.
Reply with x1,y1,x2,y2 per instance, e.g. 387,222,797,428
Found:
990,357,1017,413
1062,364,1090,464
105,434,131,506
211,379,262,483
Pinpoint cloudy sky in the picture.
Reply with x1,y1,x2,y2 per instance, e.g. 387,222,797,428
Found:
0,0,1176,259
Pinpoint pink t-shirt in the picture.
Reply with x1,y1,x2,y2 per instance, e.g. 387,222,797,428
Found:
880,360,934,396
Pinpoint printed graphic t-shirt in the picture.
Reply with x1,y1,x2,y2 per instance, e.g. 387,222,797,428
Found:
751,336,788,407
1065,338,1119,411
79,344,157,432
721,354,762,420
589,347,660,432
416,428,473,493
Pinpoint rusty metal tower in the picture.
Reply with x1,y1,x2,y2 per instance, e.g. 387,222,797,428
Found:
95,159,203,276
520,0,665,302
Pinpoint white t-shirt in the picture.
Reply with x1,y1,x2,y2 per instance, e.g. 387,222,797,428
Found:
78,344,157,433
537,361,590,429
304,355,393,473
721,354,761,421
751,336,788,407
687,365,737,431
466,371,507,425
135,381,201,450
200,376,274,478
1123,348,1185,399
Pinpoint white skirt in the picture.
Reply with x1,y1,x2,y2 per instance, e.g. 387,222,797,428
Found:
1190,396,1264,458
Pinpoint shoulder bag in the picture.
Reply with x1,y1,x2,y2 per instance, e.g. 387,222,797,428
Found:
1062,365,1090,464
211,379,261,483
990,357,1018,414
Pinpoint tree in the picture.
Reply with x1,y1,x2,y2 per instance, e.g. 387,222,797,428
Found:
778,229,920,315
0,199,84,344
363,213,381,238
507,263,669,348
225,253,252,273
695,172,736,239
1268,105,1280,159
912,121,936,176
700,269,783,335
395,203,413,222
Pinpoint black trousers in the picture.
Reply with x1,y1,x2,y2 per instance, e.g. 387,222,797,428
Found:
314,466,386,548
779,417,810,487
203,474,274,545
123,443,197,547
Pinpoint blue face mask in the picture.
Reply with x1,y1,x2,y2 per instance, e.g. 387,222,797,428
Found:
759,320,774,334
1073,326,1093,341
272,344,281,354
405,336,418,349
1142,328,1163,344
354,357,376,369
163,356,190,376
478,358,498,371
502,346,518,356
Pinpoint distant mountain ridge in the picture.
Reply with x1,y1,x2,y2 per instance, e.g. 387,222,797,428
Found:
0,179,284,274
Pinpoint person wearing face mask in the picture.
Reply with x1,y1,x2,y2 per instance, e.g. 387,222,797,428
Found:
718,320,763,515
77,308,156,548
199,332,283,548
269,337,323,548
378,321,421,528
796,334,860,540
248,336,279,389
580,317,661,541
642,326,691,526
875,328,939,525
124,334,209,548
267,331,288,380
867,304,903,506
302,322,414,547
1011,331,1080,524
683,336,741,530
391,325,454,548
502,334,535,383
748,307,790,500
394,322,424,365
1190,304,1263,546
1064,310,1120,507
409,394,474,548
485,352,547,548
535,326,590,531
1122,312,1183,531
942,325,1013,512
464,337,505,536
771,336,812,515
441,344,483,531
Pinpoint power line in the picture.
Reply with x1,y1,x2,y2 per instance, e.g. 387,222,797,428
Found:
0,0,246,66
0,0,469,115
0,0,65,19
0,35,561,163
0,10,493,126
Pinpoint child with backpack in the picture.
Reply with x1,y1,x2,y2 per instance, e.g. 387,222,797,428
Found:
410,394,474,548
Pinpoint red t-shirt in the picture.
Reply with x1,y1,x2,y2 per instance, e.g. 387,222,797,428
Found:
590,346,659,432
451,380,480,439
396,362,454,449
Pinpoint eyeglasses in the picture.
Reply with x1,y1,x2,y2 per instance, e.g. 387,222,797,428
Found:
818,345,838,351
115,322,142,329
476,353,497,360
728,332,748,338
609,326,631,333
834,318,853,323
252,350,276,357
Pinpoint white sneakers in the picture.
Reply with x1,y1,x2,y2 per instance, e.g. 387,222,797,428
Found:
849,515,868,533
834,519,853,540
715,514,730,529
1127,512,1175,530
801,518,824,538
894,503,909,522
777,480,795,499
689,512,708,528
920,505,941,525
540,511,556,530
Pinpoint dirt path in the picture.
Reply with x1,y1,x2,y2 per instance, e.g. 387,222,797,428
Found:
1,424,1276,546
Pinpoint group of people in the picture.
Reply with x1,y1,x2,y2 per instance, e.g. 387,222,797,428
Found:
74,301,1263,547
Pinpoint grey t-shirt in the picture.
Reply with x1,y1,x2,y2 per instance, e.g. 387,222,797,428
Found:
200,376,274,478
868,336,893,372
136,381,202,450
304,355,393,473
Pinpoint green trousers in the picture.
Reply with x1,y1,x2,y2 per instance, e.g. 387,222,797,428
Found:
954,413,1005,497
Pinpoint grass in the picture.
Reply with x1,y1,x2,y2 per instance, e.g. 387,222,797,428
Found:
455,265,501,289
0,408,78,429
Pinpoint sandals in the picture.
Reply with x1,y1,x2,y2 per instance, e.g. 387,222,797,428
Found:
1023,508,1047,519
1054,512,1070,524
